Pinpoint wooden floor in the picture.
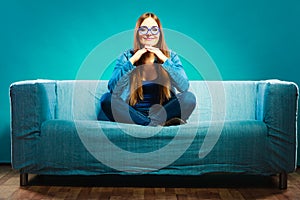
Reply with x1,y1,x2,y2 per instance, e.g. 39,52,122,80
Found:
1,165,300,200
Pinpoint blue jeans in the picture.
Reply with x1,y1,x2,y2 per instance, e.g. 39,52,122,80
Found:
97,91,196,126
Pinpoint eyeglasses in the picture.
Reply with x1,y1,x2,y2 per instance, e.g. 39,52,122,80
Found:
138,26,160,35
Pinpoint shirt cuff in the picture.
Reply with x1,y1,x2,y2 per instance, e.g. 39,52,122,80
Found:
162,58,173,69
125,60,136,71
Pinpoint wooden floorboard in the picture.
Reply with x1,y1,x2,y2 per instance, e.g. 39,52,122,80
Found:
0,164,300,199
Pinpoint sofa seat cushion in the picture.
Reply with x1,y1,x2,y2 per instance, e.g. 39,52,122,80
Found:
35,119,271,175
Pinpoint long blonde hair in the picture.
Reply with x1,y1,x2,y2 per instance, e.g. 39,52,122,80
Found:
129,12,171,106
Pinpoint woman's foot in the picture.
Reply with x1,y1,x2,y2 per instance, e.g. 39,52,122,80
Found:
163,117,186,126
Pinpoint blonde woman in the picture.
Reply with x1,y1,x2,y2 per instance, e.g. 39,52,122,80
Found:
98,12,196,126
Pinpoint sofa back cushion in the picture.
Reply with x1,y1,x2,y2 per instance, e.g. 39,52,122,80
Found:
56,80,108,120
189,81,257,123
55,80,257,122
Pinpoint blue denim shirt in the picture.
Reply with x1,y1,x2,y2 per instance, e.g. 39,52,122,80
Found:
108,49,190,101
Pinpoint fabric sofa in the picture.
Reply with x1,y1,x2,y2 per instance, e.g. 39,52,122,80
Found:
10,79,298,189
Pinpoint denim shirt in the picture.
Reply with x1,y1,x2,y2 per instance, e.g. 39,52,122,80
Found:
108,49,190,101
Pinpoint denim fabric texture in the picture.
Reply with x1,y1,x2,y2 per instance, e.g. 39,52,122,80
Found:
98,91,196,126
108,49,189,101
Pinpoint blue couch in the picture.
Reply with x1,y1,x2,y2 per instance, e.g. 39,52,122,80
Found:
10,79,298,189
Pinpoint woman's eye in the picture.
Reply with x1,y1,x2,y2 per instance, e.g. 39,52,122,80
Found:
151,27,159,33
139,27,148,33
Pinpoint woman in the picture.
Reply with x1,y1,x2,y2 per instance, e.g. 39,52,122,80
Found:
98,12,196,126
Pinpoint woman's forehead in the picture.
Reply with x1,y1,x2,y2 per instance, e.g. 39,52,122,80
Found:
140,17,158,27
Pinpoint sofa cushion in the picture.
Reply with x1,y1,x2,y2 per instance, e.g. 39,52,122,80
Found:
56,80,108,120
55,80,257,122
189,81,257,122
38,119,269,175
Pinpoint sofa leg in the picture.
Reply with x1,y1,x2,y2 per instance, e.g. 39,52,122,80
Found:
279,172,287,189
20,173,28,186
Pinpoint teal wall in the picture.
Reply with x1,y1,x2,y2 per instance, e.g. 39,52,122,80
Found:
1,0,300,164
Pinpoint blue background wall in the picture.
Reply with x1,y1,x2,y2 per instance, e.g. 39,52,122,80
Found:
1,0,299,165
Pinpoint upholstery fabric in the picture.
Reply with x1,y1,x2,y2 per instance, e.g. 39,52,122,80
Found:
10,80,298,176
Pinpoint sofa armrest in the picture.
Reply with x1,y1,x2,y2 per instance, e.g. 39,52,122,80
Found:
256,80,298,172
10,80,56,169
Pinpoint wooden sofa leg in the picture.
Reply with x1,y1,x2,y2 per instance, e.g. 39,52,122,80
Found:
20,173,28,186
279,172,287,189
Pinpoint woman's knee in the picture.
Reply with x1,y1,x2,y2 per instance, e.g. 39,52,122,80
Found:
180,91,196,108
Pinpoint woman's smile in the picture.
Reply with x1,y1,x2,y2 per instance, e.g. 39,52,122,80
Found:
144,37,155,40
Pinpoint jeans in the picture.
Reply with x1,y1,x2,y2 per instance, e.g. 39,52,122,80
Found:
97,91,196,126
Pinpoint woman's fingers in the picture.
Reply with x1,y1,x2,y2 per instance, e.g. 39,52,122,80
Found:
144,46,168,62
130,48,148,64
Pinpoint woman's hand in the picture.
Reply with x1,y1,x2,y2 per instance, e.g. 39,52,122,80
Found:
144,46,168,63
129,48,147,65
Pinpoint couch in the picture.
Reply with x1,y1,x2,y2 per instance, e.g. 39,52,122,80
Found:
10,79,298,189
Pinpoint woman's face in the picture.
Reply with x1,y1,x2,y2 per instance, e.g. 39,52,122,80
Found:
138,17,160,47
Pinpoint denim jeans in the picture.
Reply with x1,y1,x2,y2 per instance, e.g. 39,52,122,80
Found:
97,91,196,126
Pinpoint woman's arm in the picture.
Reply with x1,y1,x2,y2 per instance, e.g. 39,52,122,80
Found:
145,47,189,92
108,51,135,93
108,48,148,93
162,51,189,92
